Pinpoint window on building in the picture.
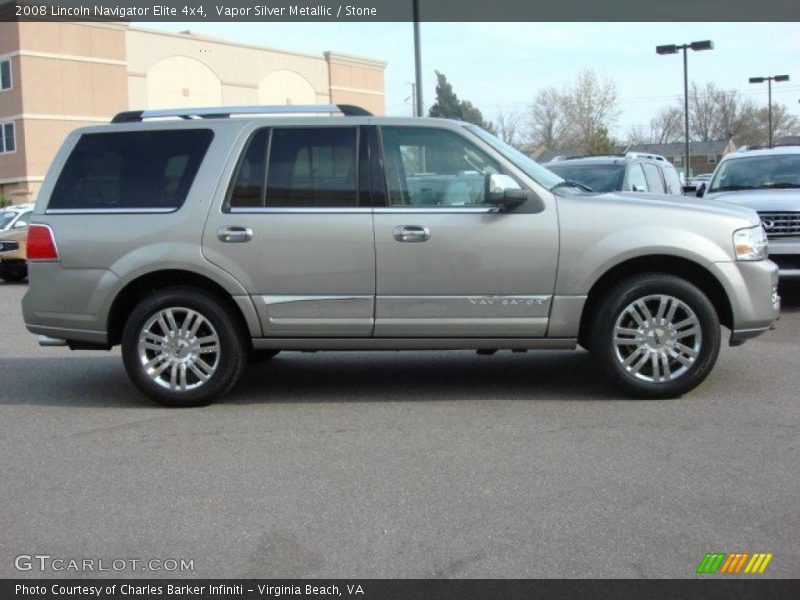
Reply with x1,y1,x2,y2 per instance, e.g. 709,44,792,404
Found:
707,154,717,165
49,129,213,210
0,59,11,91
0,122,15,153
673,155,683,166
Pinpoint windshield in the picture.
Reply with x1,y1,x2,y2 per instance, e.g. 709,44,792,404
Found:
0,210,20,229
546,163,625,193
708,154,800,192
462,124,563,190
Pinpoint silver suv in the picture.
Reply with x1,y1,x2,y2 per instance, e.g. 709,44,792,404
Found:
545,153,684,195
23,105,780,406
699,145,800,282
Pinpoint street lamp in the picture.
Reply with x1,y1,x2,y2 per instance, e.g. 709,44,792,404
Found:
656,40,714,182
412,0,423,117
749,74,790,147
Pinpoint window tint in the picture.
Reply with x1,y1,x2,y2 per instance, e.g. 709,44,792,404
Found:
229,129,268,208
265,128,357,208
49,129,213,211
626,164,648,192
642,163,665,193
0,121,14,153
381,126,501,207
662,165,683,195
0,60,11,90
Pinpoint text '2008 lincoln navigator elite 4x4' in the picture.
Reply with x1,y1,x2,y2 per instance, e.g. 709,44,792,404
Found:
23,105,780,406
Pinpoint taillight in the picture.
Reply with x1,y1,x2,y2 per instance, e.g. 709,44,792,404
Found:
27,224,59,261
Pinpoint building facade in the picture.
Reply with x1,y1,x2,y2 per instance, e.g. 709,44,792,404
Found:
0,21,387,203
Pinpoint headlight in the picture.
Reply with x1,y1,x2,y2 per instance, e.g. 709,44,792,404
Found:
733,226,768,261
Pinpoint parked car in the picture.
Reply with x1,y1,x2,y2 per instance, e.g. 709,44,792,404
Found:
544,153,684,195
23,105,779,406
699,145,800,282
0,211,30,282
0,203,33,231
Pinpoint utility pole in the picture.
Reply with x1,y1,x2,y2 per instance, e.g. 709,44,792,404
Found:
412,0,423,117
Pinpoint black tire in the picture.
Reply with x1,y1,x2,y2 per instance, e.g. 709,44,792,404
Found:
590,273,721,399
249,349,280,363
121,287,247,407
0,262,27,282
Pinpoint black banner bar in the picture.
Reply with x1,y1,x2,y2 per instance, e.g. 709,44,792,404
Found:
4,579,800,600
2,0,800,22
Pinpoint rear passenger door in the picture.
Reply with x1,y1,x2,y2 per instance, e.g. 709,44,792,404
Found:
202,125,376,337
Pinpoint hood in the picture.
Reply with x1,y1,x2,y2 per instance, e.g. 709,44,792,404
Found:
703,188,800,212
593,190,759,223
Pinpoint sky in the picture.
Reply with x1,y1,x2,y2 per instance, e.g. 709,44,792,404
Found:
135,21,800,140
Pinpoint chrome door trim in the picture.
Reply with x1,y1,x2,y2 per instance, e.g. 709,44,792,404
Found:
375,207,494,214
261,295,373,305
377,295,551,317
229,207,372,214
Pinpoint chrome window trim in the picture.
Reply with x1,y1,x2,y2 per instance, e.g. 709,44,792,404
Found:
230,207,372,214
375,207,495,214
46,208,177,215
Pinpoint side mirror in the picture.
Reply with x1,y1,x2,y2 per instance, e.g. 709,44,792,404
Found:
484,173,537,212
695,183,706,198
13,220,28,229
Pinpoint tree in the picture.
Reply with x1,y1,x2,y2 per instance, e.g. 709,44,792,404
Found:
525,87,569,149
428,71,493,131
562,70,620,154
523,70,619,154
492,106,524,147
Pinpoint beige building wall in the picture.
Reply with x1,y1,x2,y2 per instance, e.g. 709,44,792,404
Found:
0,21,128,202
0,23,387,204
325,52,386,116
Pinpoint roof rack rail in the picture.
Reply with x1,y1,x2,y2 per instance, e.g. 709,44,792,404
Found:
625,151,667,162
111,104,372,123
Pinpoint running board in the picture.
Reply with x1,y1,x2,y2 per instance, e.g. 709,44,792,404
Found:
252,338,577,351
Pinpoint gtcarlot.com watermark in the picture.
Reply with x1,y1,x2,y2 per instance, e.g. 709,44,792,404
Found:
15,554,194,573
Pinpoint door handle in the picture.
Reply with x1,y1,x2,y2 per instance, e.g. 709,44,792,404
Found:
217,226,253,243
393,225,430,243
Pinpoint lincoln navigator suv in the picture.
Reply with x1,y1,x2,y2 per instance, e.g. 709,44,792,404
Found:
22,105,780,406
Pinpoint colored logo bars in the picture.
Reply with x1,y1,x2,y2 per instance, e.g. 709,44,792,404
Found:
696,552,774,574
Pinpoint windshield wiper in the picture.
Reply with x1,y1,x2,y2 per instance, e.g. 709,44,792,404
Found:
551,180,594,193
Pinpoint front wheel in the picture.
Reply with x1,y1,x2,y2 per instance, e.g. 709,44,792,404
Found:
121,287,247,407
590,274,721,399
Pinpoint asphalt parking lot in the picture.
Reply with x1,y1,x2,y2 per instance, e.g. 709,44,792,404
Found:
0,281,798,579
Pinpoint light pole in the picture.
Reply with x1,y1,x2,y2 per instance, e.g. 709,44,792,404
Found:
749,75,790,147
412,0,424,117
656,40,713,182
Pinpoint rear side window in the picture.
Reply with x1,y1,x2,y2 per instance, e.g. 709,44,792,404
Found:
49,129,213,211
642,163,665,193
662,165,683,195
229,127,358,209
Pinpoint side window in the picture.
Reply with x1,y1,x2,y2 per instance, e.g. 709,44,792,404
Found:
229,129,268,208
49,129,213,211
0,59,11,91
266,127,357,208
642,163,665,193
662,166,683,195
626,164,648,192
380,126,501,207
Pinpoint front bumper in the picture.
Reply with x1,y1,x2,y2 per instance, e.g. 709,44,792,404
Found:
712,259,780,346
766,237,800,281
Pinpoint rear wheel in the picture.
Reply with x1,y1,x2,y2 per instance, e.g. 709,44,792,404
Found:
121,287,247,407
590,274,721,398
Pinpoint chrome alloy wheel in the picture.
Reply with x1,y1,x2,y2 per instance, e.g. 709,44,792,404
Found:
612,294,702,383
137,307,220,391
